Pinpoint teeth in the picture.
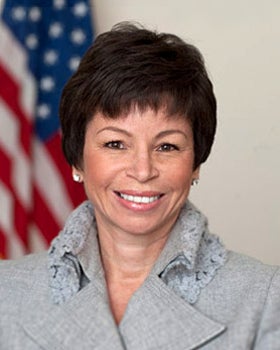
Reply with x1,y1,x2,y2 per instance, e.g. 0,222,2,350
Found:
119,193,160,203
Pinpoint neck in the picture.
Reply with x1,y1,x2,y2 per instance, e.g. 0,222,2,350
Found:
98,231,169,325
97,227,169,282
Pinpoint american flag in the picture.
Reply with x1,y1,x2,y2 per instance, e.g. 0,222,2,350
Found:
0,0,93,259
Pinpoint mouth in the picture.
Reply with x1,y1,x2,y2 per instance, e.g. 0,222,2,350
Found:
115,191,164,204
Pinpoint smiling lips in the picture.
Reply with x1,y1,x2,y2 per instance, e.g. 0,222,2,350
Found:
115,191,163,204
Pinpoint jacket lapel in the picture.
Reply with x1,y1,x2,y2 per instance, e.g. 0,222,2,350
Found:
119,274,226,350
20,278,125,350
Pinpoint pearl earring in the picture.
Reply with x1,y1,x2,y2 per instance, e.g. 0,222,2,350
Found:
191,178,199,186
73,173,82,182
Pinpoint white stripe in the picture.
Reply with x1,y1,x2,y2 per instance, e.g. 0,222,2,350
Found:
0,100,32,209
29,224,48,253
0,181,13,233
0,98,19,155
21,73,36,118
0,22,36,118
0,181,26,259
6,234,26,259
13,150,32,209
34,139,73,227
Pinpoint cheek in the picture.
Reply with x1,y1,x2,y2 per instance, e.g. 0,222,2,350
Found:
81,152,104,191
175,169,193,190
165,157,195,186
82,152,122,190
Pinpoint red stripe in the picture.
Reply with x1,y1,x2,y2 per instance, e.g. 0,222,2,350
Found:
0,62,33,157
0,147,12,191
0,228,7,259
45,132,86,207
33,186,61,245
14,199,30,247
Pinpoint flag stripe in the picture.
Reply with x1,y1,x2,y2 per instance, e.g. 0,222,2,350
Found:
33,187,61,244
0,147,13,193
28,224,48,253
0,100,32,209
0,1,93,259
0,22,35,118
0,181,26,258
34,139,73,227
14,197,30,245
45,133,86,207
0,228,7,259
0,63,32,156
0,180,13,234
0,149,29,246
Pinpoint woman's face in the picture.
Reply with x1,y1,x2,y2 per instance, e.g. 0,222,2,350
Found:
75,107,199,240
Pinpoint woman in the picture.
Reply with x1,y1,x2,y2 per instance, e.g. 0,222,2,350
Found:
0,22,279,350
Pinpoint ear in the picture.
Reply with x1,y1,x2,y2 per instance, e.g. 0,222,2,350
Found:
192,166,200,180
191,166,200,186
72,166,83,183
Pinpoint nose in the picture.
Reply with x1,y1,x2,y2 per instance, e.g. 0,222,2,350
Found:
126,149,159,182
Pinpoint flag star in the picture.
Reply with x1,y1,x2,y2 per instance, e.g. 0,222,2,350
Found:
37,104,51,119
11,6,26,21
44,50,59,65
70,29,86,45
69,56,81,71
29,7,41,22
26,34,39,49
53,0,65,10
40,76,55,92
72,2,88,17
49,22,64,38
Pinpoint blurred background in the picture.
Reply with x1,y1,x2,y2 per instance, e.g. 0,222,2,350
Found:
0,0,279,264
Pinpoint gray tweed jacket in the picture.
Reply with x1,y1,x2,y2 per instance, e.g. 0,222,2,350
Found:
0,202,280,349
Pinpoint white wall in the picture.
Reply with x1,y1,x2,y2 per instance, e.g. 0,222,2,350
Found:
91,0,280,265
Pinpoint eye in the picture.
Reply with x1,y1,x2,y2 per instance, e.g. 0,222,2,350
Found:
104,141,125,149
157,143,179,152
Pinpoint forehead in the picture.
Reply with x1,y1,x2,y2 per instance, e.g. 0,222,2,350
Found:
87,107,192,134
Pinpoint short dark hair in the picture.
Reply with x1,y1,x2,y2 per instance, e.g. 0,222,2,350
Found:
59,22,216,170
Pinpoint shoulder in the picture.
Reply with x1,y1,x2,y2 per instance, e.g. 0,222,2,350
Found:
0,252,48,306
227,251,280,309
0,253,52,347
209,250,280,297
199,250,280,315
201,251,280,348
223,250,279,285
0,251,48,277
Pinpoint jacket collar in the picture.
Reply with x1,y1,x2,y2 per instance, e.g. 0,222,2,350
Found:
120,274,226,350
48,200,226,306
20,270,125,350
153,202,227,304
36,200,227,349
20,262,225,350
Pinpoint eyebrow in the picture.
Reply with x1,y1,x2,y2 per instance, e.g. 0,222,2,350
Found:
155,129,189,140
97,126,132,137
97,126,188,139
